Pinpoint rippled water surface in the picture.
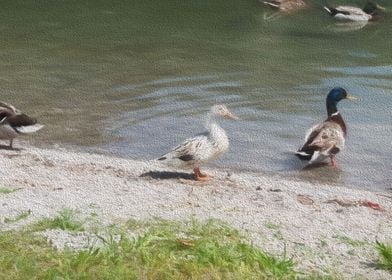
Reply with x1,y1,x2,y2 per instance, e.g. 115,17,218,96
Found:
1,0,391,191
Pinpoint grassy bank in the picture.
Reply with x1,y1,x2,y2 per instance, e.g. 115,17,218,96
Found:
0,217,297,280
376,241,392,272
1,209,391,279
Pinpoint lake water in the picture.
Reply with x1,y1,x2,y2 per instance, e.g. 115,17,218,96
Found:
1,0,391,191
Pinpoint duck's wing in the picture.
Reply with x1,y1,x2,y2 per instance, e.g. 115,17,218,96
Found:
296,122,344,162
0,102,34,126
263,0,283,9
335,6,365,15
6,114,37,127
324,5,365,17
8,114,43,133
157,134,214,167
264,0,306,11
0,102,18,114
296,123,323,160
0,102,43,134
0,110,13,124
326,5,372,21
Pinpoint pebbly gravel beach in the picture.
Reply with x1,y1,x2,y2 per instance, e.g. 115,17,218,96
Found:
0,144,391,279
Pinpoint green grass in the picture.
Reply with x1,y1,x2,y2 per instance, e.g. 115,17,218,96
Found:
335,235,367,247
30,209,84,232
318,237,328,248
0,218,297,280
4,210,31,224
376,241,392,271
0,187,17,195
265,221,281,230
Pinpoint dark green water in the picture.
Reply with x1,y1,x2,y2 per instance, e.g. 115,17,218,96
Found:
1,0,391,190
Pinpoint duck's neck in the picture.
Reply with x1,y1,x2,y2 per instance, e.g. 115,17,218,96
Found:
363,4,376,15
326,99,338,117
205,114,227,140
326,104,347,136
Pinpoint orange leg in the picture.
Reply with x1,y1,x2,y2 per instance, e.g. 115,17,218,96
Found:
193,167,210,181
330,155,337,168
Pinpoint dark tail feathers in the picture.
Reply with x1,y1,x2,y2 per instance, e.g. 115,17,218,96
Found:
295,150,313,161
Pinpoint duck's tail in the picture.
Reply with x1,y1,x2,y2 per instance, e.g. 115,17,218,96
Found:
295,150,312,161
6,113,44,134
15,124,44,134
322,0,338,16
323,6,331,14
295,143,318,161
323,5,336,16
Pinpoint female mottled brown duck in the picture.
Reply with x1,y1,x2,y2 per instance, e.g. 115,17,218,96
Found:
263,0,308,13
157,104,238,181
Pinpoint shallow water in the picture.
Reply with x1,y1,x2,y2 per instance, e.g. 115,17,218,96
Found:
1,0,391,191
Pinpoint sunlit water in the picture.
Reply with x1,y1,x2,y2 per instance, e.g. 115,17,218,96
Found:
1,0,391,191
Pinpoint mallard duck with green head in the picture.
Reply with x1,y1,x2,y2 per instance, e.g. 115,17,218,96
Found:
323,1,385,22
296,87,357,167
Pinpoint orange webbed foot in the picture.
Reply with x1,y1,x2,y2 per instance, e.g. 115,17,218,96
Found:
193,167,211,181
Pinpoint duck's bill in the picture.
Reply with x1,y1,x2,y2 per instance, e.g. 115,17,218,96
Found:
376,4,386,10
346,94,358,100
224,112,239,120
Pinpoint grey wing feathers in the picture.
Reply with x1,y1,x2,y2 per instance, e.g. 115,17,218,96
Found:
316,127,342,147
157,134,211,165
297,121,345,163
0,104,16,122
0,102,24,123
335,6,364,15
172,135,208,161
0,102,18,113
305,122,344,154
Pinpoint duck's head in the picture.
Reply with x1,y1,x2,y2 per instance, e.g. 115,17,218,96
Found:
211,104,238,120
363,1,385,14
326,87,357,115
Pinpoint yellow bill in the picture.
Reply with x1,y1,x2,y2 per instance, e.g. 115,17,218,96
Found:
346,94,358,100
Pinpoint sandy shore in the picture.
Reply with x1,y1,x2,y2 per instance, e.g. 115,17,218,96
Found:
0,144,391,279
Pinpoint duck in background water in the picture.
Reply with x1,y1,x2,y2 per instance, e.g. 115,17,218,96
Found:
262,0,308,13
157,104,238,181
0,102,44,149
323,1,385,22
296,87,357,167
